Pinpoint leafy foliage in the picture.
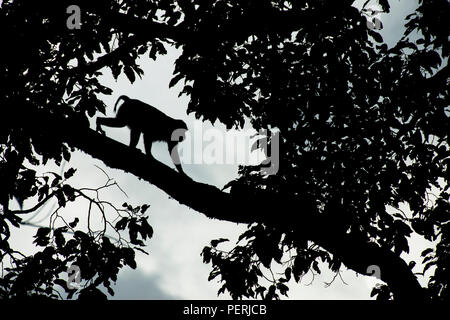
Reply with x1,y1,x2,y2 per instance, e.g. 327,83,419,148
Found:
0,0,448,300
202,224,334,300
0,197,153,299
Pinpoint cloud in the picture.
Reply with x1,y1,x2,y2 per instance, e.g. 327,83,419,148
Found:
111,269,180,300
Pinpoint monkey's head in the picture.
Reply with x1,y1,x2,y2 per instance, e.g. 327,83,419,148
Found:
176,119,188,131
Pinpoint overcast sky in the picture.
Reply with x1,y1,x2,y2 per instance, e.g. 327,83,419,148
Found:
7,0,433,300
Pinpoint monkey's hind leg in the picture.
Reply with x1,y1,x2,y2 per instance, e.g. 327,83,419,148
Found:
96,117,127,135
143,134,155,159
129,129,141,149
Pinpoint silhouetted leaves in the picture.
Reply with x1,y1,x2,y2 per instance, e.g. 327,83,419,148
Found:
371,284,392,300
211,238,229,248
115,217,129,231
0,0,448,301
368,29,383,43
128,217,153,245
33,227,51,247
122,247,137,270
1,195,152,299
69,217,79,228
124,66,136,83
202,224,331,299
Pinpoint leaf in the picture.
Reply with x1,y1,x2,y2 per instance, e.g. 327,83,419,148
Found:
51,175,61,187
394,220,413,236
139,218,153,240
69,217,79,228
137,46,147,55
64,168,77,179
421,248,433,257
378,0,390,12
285,267,292,281
66,77,77,95
169,73,184,88
107,286,115,296
416,38,425,45
34,227,51,240
394,235,409,254
4,210,22,227
156,42,167,55
255,286,266,299
122,247,137,269
312,261,321,274
208,271,219,281
369,30,383,43
56,190,66,207
33,227,51,247
266,285,276,300
124,66,135,83
277,283,289,297
54,227,66,248
201,247,211,263
62,184,76,201
370,287,380,297
238,229,255,241
134,247,149,255
38,184,49,202
97,85,113,95
149,45,157,60
110,64,123,80
115,217,128,231
218,285,226,296
140,204,150,214
128,220,140,245
211,238,229,247
74,230,88,241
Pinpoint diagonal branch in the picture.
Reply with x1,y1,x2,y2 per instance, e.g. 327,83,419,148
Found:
25,109,427,301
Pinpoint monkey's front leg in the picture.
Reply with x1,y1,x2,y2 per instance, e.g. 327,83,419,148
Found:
169,141,186,175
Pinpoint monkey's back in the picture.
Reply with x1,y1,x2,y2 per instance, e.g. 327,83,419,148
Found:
117,98,179,141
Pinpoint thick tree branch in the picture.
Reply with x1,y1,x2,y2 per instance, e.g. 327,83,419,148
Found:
25,109,426,300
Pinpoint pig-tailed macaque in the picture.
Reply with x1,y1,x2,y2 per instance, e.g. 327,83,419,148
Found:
96,95,188,174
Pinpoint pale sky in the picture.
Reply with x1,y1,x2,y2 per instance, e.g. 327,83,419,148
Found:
6,0,434,300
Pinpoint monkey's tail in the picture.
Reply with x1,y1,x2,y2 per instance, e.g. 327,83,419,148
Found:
114,95,130,112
